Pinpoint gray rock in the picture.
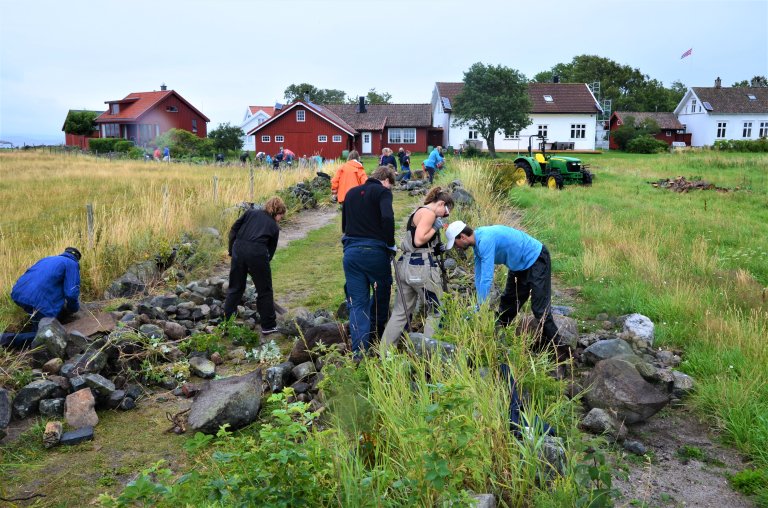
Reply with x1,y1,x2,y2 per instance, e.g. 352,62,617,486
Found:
150,294,180,309
656,350,681,367
622,313,655,346
189,356,216,379
39,398,65,417
585,357,670,424
582,338,635,365
0,388,13,427
292,361,317,381
552,305,575,317
291,381,310,394
516,314,578,349
671,371,695,398
107,390,126,409
623,440,647,455
70,376,88,392
634,361,659,382
71,350,108,376
288,322,347,365
119,397,136,410
84,373,116,396
472,493,496,508
138,324,165,340
409,333,457,361
65,331,89,358
277,308,315,336
188,369,263,434
451,187,475,205
266,362,295,392
65,388,98,428
30,318,68,362
104,260,158,299
580,408,627,440
124,384,142,400
162,321,187,340
13,379,60,419
60,425,94,445
42,357,63,375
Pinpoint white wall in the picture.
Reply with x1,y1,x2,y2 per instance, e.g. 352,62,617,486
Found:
678,112,768,146
240,109,271,151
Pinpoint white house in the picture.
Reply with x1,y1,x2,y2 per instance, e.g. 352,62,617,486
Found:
674,78,768,147
240,105,275,151
432,82,602,152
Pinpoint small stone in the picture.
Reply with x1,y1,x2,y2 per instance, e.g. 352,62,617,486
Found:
47,375,71,392
107,390,126,409
623,440,647,455
65,331,89,358
159,378,177,390
189,356,216,379
671,371,695,398
60,426,94,445
181,383,201,398
65,389,98,429
472,494,497,508
210,351,223,365
138,324,165,340
291,381,310,394
70,376,88,392
292,361,317,381
40,398,65,417
43,421,63,448
84,373,116,396
124,384,142,401
0,388,12,428
119,397,136,410
42,358,64,375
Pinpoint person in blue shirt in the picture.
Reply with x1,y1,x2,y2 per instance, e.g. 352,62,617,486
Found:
445,222,565,361
162,146,170,162
1,247,82,347
422,146,445,183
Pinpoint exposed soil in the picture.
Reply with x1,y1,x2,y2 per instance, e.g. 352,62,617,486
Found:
613,408,754,507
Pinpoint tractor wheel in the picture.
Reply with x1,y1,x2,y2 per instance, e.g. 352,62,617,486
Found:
512,166,528,187
546,175,564,190
514,161,534,186
581,170,593,186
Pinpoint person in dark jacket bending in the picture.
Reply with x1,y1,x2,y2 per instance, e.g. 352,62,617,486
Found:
342,166,397,356
224,197,286,336
2,247,81,347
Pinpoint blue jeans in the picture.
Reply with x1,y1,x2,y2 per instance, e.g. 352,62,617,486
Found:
343,238,392,354
401,166,411,181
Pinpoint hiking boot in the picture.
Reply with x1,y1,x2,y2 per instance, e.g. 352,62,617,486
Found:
261,327,279,336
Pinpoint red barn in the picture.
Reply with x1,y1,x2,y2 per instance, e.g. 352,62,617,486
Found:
62,109,102,149
94,85,209,146
248,99,435,158
609,111,691,149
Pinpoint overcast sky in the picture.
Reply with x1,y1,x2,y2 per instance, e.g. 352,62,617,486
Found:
1,0,766,145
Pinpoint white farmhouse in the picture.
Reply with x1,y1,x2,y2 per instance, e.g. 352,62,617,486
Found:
674,78,768,147
432,82,602,152
240,105,275,151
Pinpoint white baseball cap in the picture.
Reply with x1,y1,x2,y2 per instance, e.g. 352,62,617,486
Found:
445,221,467,249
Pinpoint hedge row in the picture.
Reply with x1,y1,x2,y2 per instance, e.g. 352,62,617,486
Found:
713,138,768,152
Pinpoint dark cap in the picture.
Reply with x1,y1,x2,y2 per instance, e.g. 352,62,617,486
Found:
64,247,82,261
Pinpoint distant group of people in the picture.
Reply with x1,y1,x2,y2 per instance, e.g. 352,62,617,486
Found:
152,146,170,162
376,146,444,184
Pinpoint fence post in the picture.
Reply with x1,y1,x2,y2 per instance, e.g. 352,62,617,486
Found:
249,166,255,202
213,175,219,203
86,203,94,249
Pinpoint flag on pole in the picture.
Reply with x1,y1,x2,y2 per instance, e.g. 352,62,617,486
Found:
680,48,693,59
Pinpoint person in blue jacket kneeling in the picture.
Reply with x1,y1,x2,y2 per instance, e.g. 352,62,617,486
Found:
1,247,81,347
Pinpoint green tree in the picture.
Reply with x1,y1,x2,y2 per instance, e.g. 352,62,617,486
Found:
208,122,244,153
534,55,682,111
63,110,98,135
611,115,661,151
284,83,347,104
732,76,768,87
347,88,392,105
452,62,531,158
153,128,214,158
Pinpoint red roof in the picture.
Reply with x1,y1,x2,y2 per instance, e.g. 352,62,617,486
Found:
95,90,210,123
249,105,275,116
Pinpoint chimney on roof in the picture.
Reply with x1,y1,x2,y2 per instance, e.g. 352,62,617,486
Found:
553,75,560,83
303,90,310,102
715,77,721,89
358,96,366,113
161,83,167,91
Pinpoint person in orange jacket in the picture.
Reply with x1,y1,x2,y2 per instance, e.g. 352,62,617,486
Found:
331,150,367,204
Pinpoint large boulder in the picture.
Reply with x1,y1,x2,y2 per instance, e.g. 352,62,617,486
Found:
288,322,347,364
584,357,669,424
188,369,263,434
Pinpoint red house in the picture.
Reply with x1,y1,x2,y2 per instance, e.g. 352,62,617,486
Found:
62,109,102,149
609,111,691,149
247,99,436,158
94,85,209,146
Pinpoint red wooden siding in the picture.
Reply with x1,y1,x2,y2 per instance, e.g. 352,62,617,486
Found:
351,127,430,155
65,132,100,150
255,106,354,158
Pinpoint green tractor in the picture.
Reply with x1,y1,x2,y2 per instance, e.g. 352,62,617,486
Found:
512,135,593,189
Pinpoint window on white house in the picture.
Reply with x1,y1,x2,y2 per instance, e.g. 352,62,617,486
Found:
503,130,519,140
716,122,727,138
468,130,479,140
388,128,416,144
570,124,586,139
110,104,119,115
192,119,197,133
296,110,305,122
261,135,271,142
166,106,178,113
275,135,284,143
538,125,548,138
332,135,342,142
318,135,327,142
690,99,697,113
743,122,753,138
760,122,768,137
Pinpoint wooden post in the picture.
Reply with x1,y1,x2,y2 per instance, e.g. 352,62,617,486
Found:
249,166,255,202
213,175,219,203
86,203,94,249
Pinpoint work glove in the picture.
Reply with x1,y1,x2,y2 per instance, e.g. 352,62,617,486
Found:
433,243,446,257
433,217,445,232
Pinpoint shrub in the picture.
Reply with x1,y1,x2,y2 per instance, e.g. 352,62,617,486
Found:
114,140,135,153
714,138,768,152
462,143,485,158
626,134,668,154
89,138,121,153
152,129,215,158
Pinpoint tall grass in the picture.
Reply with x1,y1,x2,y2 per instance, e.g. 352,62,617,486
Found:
0,151,320,324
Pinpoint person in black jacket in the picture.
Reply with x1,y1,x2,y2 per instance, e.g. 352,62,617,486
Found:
341,166,397,357
224,197,287,335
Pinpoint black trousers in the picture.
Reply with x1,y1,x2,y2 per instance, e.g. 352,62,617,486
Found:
498,245,564,357
223,241,276,329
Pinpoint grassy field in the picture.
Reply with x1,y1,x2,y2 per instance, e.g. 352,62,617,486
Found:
501,150,768,472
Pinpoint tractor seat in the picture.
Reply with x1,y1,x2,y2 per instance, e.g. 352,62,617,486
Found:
535,153,547,164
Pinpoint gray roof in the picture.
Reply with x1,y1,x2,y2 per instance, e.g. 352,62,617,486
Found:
612,111,684,130
435,82,601,114
691,87,768,114
324,103,432,131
